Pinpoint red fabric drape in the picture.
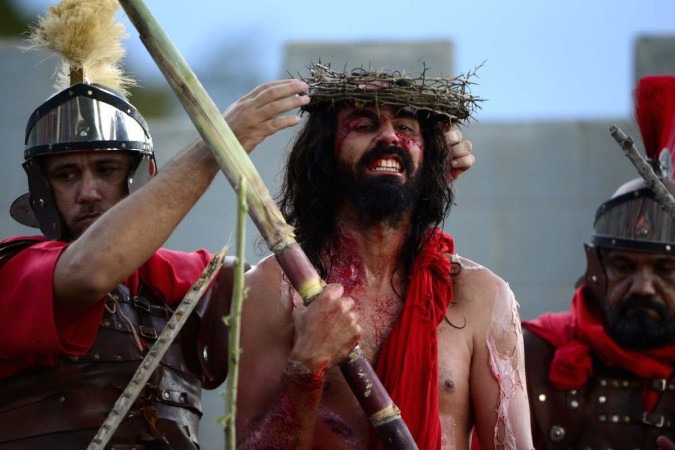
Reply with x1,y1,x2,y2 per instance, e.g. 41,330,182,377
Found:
375,229,454,450
523,286,675,411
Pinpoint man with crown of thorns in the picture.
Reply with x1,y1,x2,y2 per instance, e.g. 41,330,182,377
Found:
234,63,534,448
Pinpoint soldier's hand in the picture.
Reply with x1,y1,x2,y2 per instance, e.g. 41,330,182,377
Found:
444,124,474,182
224,79,309,153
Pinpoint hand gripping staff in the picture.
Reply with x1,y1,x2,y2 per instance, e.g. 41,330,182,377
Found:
116,1,418,448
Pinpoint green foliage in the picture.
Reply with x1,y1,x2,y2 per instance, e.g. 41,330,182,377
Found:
127,84,176,119
0,0,31,37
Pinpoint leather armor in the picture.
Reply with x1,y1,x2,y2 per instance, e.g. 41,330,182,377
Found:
0,281,216,449
525,328,675,449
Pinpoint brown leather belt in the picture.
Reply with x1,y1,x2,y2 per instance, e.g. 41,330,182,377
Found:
0,386,200,446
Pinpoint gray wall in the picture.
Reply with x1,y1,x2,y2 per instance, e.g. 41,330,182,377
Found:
0,43,55,239
634,35,675,82
282,40,455,78
0,37,670,448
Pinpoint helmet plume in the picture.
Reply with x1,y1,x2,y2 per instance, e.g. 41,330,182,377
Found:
635,75,675,176
26,0,135,96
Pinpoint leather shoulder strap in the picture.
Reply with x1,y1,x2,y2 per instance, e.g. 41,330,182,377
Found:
524,328,587,448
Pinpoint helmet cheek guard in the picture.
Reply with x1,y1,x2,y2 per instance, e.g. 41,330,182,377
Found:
127,152,156,195
23,158,65,240
11,83,154,241
581,243,608,311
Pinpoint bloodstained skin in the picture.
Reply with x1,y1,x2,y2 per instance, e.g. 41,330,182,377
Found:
325,227,404,362
335,109,425,161
326,230,364,292
396,133,424,154
240,367,325,449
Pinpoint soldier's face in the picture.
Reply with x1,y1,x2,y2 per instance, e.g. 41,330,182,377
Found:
603,249,675,349
43,151,131,239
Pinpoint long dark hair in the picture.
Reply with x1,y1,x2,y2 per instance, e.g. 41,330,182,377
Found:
277,105,454,278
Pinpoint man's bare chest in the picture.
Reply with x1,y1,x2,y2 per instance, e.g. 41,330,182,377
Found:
345,286,403,363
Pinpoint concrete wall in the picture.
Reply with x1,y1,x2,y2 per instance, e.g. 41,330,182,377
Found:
634,35,675,82
0,36,671,448
281,40,455,78
0,42,55,240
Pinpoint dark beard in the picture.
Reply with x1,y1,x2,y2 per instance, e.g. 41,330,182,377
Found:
605,295,675,349
336,145,422,222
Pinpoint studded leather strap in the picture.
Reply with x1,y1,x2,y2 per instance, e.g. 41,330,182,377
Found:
524,328,675,448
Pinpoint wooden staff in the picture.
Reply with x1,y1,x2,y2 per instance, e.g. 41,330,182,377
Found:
117,0,417,448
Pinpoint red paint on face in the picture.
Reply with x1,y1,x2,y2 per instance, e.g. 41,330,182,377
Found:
396,132,424,153
334,105,425,172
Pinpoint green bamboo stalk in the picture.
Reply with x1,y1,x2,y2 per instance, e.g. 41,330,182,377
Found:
222,179,248,448
87,246,228,450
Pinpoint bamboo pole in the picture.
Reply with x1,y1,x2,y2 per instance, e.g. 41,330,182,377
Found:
117,0,417,447
222,179,248,448
610,124,675,218
87,246,228,450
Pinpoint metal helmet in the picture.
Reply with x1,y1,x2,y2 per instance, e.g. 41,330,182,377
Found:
10,83,155,240
582,172,675,304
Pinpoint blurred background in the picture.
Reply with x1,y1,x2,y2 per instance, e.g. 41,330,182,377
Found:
1,0,674,447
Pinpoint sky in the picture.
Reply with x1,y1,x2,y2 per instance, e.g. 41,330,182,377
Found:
17,0,675,121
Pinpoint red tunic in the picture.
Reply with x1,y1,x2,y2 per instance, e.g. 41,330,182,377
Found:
0,235,212,379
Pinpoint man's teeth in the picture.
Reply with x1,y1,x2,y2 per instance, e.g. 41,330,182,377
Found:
373,159,401,171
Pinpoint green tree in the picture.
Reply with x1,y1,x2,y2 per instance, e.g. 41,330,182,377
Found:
0,0,30,37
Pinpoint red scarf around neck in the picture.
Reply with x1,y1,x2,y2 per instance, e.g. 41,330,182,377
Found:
523,286,675,411
374,229,454,450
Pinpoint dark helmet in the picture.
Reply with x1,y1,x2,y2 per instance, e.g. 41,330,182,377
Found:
10,83,155,240
582,174,675,304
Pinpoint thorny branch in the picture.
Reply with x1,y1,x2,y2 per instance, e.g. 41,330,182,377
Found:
610,124,675,219
299,61,484,124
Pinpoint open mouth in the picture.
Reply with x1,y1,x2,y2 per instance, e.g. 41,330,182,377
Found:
369,157,403,174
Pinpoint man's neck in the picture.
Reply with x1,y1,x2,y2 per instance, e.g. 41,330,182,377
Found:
327,207,412,291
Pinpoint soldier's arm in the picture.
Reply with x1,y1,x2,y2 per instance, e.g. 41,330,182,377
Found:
53,80,309,309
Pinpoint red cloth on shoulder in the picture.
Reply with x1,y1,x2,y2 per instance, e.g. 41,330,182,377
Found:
374,229,454,450
523,286,675,411
0,235,212,380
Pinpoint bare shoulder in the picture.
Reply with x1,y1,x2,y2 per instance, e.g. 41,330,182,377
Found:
450,254,515,313
448,254,521,348
246,254,281,288
243,255,296,325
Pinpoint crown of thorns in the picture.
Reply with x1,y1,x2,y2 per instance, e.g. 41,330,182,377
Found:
299,62,482,123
